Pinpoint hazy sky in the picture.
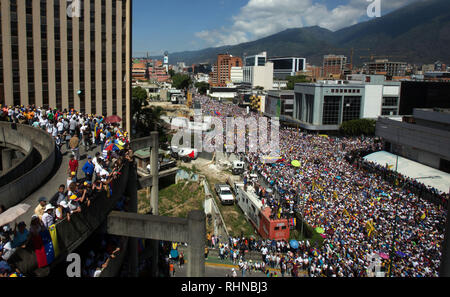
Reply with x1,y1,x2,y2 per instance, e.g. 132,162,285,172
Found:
132,0,422,56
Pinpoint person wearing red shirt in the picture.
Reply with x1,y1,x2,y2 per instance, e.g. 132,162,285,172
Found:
68,154,79,178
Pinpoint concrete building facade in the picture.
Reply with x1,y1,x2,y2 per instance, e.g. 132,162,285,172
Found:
243,52,274,90
265,90,294,119
0,0,132,132
230,66,243,84
243,63,274,90
293,75,401,131
376,109,450,173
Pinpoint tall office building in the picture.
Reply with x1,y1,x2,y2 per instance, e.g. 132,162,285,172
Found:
243,52,273,90
268,56,306,79
0,0,132,132
209,54,242,87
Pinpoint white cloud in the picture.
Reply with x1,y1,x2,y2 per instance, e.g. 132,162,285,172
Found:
195,0,421,47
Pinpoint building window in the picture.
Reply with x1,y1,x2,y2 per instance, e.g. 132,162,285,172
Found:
322,96,340,125
342,96,361,122
305,94,314,123
382,97,398,106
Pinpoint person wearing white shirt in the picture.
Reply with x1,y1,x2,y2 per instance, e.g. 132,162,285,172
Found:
40,117,48,129
100,169,109,183
95,163,103,178
7,109,14,122
42,205,55,229
52,126,58,138
57,120,64,133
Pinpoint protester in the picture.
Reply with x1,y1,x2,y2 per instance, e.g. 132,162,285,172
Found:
198,96,447,277
42,205,55,229
82,156,95,182
34,197,47,220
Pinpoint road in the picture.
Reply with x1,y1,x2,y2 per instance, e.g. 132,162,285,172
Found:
174,263,273,278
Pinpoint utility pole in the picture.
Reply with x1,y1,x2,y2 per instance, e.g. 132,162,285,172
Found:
150,131,160,277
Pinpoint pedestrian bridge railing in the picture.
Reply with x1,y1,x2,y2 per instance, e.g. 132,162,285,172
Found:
7,162,131,276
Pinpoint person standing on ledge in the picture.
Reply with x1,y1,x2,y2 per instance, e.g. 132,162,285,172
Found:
82,156,95,183
34,197,47,220
69,134,80,161
68,154,79,179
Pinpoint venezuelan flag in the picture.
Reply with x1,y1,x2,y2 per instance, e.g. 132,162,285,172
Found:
95,124,101,138
33,226,59,268
48,224,60,259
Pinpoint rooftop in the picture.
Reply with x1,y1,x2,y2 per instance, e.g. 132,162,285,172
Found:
364,151,450,194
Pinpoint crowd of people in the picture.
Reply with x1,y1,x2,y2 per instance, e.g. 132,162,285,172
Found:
358,158,449,208
198,96,448,277
0,104,132,277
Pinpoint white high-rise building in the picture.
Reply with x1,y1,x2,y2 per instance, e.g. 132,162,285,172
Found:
230,67,243,83
243,62,274,90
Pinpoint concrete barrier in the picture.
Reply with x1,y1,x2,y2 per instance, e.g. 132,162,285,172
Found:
7,161,131,276
0,122,56,208
0,126,35,186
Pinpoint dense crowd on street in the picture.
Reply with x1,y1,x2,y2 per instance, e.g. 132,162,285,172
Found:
198,96,448,277
0,104,132,277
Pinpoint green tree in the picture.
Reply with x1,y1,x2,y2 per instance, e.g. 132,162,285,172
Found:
172,73,192,90
132,87,169,143
285,75,310,90
132,86,148,101
168,69,175,78
340,119,376,136
194,82,209,95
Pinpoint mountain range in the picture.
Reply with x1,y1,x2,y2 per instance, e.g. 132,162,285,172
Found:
154,0,450,67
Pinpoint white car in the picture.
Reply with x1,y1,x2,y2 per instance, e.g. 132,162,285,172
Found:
215,184,235,205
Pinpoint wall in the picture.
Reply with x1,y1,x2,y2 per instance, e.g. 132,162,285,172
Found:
0,125,35,185
0,122,56,208
253,62,274,90
376,117,450,169
7,162,131,276
363,85,383,118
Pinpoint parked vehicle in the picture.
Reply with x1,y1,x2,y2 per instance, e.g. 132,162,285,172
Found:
214,184,235,205
232,161,245,175
227,176,244,196
177,148,198,162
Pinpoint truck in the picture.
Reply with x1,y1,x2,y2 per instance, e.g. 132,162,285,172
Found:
235,184,290,241
232,161,245,175
214,184,235,205
177,148,199,162
227,176,244,196
169,146,198,162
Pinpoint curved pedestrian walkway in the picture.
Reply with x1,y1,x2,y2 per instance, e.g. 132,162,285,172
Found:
14,145,100,225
